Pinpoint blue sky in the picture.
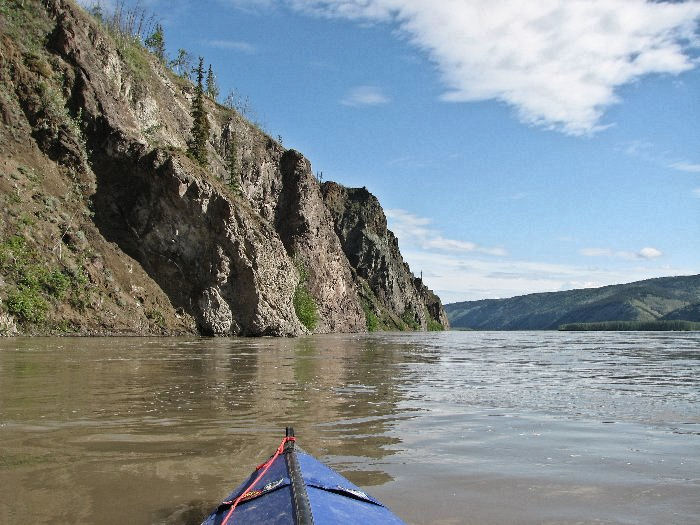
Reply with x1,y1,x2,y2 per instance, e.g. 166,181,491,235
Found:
84,0,699,302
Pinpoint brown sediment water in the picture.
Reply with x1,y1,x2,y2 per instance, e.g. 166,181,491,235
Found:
0,332,698,524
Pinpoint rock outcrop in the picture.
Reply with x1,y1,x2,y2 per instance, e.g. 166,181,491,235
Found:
276,151,365,333
96,149,304,336
322,183,449,330
0,0,448,335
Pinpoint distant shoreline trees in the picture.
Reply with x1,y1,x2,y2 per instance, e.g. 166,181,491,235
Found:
559,320,700,331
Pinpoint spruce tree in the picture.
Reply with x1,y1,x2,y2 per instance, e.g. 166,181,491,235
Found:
144,23,166,63
206,64,219,101
188,57,210,166
170,48,191,78
89,4,104,22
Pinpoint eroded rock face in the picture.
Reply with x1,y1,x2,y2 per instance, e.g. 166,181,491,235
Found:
322,182,449,330
94,150,304,336
36,0,303,335
0,0,447,336
416,277,451,329
276,151,365,333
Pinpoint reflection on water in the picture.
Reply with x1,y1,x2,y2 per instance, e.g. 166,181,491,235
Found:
0,336,418,524
0,332,699,524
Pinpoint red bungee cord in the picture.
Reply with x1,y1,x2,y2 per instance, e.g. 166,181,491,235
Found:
220,436,296,525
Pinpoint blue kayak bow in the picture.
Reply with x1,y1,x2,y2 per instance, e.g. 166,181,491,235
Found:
201,427,405,525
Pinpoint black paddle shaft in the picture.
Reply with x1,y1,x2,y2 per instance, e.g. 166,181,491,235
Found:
284,427,314,525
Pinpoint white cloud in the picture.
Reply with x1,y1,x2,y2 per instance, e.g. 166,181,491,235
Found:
637,247,663,259
256,0,700,135
205,39,256,53
622,139,657,161
621,142,700,174
508,192,532,201
693,188,700,198
379,210,682,303
341,85,390,107
670,162,700,173
386,209,506,256
580,246,663,260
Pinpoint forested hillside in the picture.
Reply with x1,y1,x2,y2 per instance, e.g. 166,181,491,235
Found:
446,275,700,330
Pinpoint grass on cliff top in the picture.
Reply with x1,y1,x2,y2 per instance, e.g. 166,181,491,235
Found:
89,5,158,99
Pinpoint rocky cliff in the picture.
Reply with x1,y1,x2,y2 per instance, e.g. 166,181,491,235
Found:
322,183,449,331
0,0,447,336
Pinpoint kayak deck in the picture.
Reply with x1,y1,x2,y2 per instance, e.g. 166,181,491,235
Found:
201,429,405,525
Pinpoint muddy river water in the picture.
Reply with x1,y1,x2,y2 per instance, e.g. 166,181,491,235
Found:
1,331,698,524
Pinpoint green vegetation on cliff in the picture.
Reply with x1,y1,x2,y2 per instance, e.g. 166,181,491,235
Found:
426,315,445,331
363,303,380,331
294,285,318,332
144,24,166,64
293,258,318,332
446,275,700,330
0,235,90,329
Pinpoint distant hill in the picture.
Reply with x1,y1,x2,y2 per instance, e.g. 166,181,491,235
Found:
662,302,700,322
445,275,700,330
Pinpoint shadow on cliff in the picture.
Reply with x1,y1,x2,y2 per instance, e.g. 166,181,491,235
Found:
89,147,200,316
88,143,300,336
